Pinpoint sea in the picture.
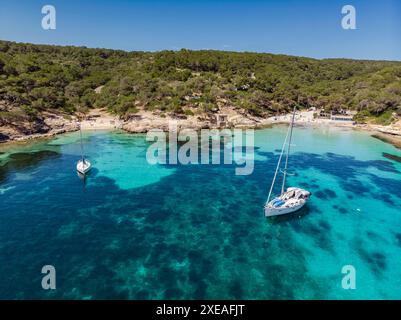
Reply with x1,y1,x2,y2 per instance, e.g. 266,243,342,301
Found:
1,125,400,299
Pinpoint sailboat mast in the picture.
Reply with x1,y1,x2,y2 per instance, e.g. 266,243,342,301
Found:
79,122,84,162
266,124,291,206
281,106,296,194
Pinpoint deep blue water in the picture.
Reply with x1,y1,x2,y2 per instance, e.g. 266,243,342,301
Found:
1,126,401,299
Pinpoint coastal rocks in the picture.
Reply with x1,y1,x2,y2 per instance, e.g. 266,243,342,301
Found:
122,116,205,133
372,133,401,149
1,107,274,143
376,126,401,136
121,110,270,134
6,108,401,149
44,115,79,135
0,114,79,143
368,121,401,148
228,115,264,128
383,153,401,163
0,133,9,142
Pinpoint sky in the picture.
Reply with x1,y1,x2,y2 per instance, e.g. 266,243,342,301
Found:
0,0,400,60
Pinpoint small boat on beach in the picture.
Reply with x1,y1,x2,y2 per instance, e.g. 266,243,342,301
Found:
76,122,92,175
264,107,311,217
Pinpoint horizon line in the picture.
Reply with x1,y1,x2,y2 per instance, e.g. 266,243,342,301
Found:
2,38,401,64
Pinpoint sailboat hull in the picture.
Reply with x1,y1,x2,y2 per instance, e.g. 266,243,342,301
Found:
77,160,92,175
264,201,306,217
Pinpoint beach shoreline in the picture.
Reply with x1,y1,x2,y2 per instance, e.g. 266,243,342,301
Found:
1,109,401,149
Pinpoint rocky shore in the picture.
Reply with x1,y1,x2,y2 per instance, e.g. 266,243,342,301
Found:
2,108,401,150
121,107,273,133
0,107,272,143
0,112,79,143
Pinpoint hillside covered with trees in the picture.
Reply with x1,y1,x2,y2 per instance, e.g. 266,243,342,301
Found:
1,40,401,130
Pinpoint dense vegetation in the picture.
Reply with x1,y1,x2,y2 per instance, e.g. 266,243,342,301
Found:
1,40,401,126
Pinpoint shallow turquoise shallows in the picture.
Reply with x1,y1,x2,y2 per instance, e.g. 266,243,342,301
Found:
1,125,401,300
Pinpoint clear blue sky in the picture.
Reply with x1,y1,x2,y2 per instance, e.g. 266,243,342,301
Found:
0,0,400,60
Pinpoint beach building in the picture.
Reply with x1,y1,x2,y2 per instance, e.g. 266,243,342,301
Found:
330,114,354,121
330,110,357,121
315,108,357,122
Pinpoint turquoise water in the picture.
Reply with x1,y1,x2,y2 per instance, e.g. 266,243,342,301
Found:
1,126,401,299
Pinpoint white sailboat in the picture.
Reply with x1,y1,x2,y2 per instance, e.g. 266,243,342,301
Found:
76,122,92,175
264,107,311,217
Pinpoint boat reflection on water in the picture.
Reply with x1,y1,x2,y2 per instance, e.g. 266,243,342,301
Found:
77,170,88,186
